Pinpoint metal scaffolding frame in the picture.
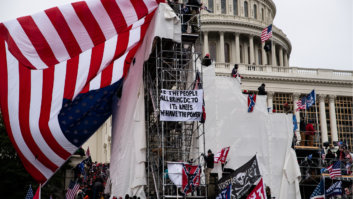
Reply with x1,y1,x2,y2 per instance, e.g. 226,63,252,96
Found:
143,6,207,199
295,133,353,198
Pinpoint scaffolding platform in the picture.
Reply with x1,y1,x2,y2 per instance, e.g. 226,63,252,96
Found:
143,6,205,199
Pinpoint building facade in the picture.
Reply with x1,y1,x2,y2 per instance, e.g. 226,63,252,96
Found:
187,0,353,147
84,0,352,161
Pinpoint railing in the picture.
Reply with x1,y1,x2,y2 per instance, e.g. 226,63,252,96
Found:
215,62,231,68
333,71,353,77
200,14,288,39
297,69,317,75
214,63,353,80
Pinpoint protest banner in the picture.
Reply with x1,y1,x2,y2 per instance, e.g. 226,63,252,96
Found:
160,89,203,121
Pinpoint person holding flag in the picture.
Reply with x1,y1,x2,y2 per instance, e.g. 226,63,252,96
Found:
202,149,214,185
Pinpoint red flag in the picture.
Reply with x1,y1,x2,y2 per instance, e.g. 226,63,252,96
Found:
246,178,267,199
214,147,230,163
33,185,41,199
181,164,201,195
86,146,90,157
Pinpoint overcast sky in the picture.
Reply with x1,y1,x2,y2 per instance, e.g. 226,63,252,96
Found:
0,0,352,70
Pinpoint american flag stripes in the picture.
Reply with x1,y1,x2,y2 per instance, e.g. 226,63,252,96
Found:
327,160,342,179
295,96,307,112
66,180,80,199
260,24,272,43
0,0,160,185
25,185,34,199
0,0,160,70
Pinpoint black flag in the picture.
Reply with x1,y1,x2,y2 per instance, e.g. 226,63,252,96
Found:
264,41,272,52
217,155,261,198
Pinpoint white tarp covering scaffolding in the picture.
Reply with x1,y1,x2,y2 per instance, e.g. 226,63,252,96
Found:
109,4,181,199
203,64,301,199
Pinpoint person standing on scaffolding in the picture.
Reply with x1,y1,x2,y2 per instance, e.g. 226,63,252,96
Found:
305,120,315,146
299,117,307,146
186,0,202,33
203,149,214,185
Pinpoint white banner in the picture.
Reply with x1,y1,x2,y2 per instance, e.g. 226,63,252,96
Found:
160,89,203,121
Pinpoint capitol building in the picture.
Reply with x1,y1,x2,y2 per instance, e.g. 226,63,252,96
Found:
191,0,352,148
83,0,352,164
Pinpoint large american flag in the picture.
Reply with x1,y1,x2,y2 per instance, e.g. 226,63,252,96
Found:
0,0,160,184
260,24,272,43
66,180,80,199
327,160,342,179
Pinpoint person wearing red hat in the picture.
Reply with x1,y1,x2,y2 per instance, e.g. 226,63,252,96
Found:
283,103,293,114
201,54,212,66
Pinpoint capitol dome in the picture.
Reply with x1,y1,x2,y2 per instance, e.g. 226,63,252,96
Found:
195,0,291,67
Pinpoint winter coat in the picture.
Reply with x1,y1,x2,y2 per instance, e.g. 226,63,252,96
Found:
204,154,214,168
202,56,211,66
305,124,315,135
258,86,267,95
300,119,306,132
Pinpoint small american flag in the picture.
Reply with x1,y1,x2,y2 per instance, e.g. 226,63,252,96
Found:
66,180,80,199
261,24,272,43
327,160,342,179
25,185,34,199
296,96,307,112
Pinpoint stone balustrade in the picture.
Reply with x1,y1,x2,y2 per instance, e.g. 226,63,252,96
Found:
214,63,353,80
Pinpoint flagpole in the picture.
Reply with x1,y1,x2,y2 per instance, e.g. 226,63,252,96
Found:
314,88,320,145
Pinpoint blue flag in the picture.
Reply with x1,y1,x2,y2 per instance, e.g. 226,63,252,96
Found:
325,181,342,197
78,161,85,176
216,183,232,199
293,115,298,131
306,89,316,109
310,179,325,199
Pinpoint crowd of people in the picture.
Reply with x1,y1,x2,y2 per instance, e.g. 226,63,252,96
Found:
74,161,110,199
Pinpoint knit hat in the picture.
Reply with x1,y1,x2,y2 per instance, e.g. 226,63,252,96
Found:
206,54,209,57
208,149,212,153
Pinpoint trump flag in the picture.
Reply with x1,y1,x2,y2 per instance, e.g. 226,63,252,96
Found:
0,0,161,184
214,147,230,163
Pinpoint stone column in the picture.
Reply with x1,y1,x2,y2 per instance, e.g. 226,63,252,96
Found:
267,91,274,111
203,31,209,56
219,31,225,63
244,41,249,64
328,95,338,143
271,42,276,66
261,42,267,65
249,35,254,64
318,94,328,143
235,33,240,63
293,93,301,144
284,51,289,67
279,46,283,66
254,43,258,65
